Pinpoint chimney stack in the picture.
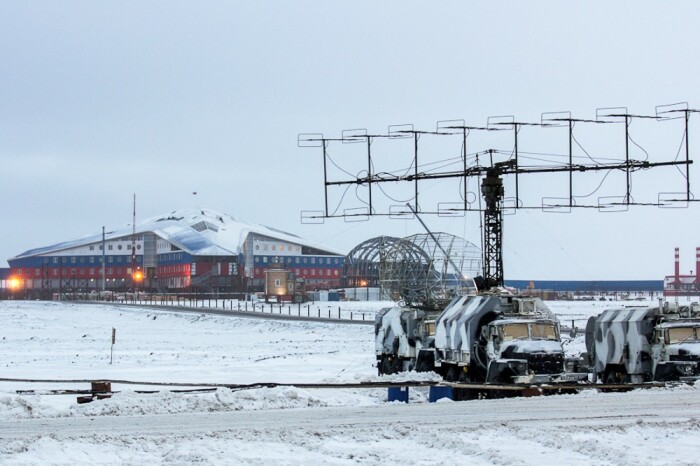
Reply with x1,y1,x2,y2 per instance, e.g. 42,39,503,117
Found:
675,247,680,283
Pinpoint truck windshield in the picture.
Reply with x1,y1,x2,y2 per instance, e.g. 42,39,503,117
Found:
530,323,558,341
498,323,530,341
498,323,558,341
667,327,700,344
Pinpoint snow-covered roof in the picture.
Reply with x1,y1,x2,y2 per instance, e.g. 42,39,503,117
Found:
11,208,344,259
664,275,698,285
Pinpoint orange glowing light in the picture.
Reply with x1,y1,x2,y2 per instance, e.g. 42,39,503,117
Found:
8,277,21,290
133,270,144,282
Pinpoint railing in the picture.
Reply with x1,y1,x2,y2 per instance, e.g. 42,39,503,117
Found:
68,294,378,324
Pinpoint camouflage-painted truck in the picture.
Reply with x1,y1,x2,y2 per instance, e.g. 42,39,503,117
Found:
585,302,700,384
375,290,586,386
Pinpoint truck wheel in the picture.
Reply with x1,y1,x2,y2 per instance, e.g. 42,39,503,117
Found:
602,366,632,392
380,355,401,375
415,352,435,373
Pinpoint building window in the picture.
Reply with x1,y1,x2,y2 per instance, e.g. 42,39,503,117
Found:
263,257,268,263
137,245,141,250
53,257,58,264
35,269,40,276
99,245,103,251
288,283,294,291
311,258,316,264
89,245,94,251
274,279,281,287
118,245,122,250
108,268,113,274
108,257,113,263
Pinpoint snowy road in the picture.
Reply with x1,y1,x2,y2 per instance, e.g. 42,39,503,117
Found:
1,388,698,439
2,389,700,465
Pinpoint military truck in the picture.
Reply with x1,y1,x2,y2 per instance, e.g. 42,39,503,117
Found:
375,290,586,387
585,302,700,384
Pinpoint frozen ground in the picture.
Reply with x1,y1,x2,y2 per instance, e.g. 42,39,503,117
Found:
1,299,698,465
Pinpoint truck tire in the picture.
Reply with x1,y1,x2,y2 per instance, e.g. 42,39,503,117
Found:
415,352,435,373
602,365,632,392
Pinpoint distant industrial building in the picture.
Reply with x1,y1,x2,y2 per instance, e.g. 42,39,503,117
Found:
5,209,345,298
663,247,700,298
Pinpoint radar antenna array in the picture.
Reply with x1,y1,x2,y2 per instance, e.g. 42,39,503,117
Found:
299,104,697,289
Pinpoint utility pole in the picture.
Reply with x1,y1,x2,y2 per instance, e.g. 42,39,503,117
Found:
101,226,106,295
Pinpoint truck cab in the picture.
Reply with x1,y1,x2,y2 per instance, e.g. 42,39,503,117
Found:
651,321,700,382
484,318,583,384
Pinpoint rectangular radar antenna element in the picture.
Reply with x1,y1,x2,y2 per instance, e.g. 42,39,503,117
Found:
655,102,689,120
502,197,518,216
597,196,629,212
342,128,368,144
596,107,628,123
487,115,515,130
300,210,326,224
298,133,324,148
438,202,466,217
388,124,414,139
657,192,690,208
389,204,414,219
343,207,370,222
541,197,573,213
541,111,572,127
436,119,466,134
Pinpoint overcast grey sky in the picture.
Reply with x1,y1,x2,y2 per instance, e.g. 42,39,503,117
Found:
1,1,699,280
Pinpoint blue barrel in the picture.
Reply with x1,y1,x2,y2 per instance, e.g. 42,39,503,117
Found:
387,387,409,403
429,386,453,402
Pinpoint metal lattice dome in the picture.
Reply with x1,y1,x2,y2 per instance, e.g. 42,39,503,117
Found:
344,233,481,308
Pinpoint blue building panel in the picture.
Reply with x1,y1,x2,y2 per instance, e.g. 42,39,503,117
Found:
505,280,664,292
157,252,193,265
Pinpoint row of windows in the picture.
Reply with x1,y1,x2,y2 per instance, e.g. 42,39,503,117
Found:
159,252,187,263
158,265,189,274
255,243,301,252
42,256,142,265
16,267,132,277
254,268,340,277
255,256,342,266
88,243,141,251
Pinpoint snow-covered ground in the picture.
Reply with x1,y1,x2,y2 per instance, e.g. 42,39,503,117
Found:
1,299,697,465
